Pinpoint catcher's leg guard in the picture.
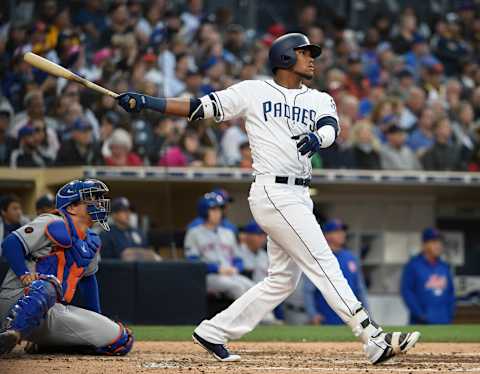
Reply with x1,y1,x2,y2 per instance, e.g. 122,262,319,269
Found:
96,323,134,356
5,276,62,337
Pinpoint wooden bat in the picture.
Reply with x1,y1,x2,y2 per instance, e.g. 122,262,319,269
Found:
24,52,119,99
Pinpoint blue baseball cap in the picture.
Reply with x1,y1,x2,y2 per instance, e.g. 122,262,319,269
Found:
112,197,131,213
242,220,264,235
18,125,35,139
323,219,348,233
72,117,93,132
422,227,442,242
212,188,233,203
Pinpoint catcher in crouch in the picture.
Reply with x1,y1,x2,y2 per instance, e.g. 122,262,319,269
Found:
0,179,134,355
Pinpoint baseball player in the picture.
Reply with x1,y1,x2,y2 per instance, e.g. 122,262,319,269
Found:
185,192,253,299
0,179,134,355
187,188,238,234
117,32,420,364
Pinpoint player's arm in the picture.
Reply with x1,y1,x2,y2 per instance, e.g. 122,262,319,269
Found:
78,274,101,313
116,92,219,122
117,82,249,122
1,233,31,283
292,93,340,158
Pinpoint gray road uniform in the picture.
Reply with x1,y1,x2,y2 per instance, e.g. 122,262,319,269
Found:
184,224,254,299
0,213,123,351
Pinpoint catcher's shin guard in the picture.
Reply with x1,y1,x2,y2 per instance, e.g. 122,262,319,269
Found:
6,275,62,337
96,323,134,356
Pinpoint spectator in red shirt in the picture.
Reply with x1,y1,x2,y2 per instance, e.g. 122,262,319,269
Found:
104,128,142,166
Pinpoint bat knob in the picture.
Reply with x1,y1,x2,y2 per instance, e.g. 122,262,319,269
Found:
128,98,136,110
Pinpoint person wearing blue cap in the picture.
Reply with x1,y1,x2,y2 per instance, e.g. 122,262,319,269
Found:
185,192,254,300
303,219,369,325
100,197,153,260
9,124,52,168
35,193,55,215
239,220,268,283
401,227,455,324
187,188,238,234
55,118,103,166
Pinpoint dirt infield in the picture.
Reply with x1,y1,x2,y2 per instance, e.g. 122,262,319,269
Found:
1,341,480,374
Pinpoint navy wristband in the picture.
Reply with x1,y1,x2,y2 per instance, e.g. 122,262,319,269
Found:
144,95,167,113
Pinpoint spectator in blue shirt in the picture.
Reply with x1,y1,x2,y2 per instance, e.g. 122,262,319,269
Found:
401,228,455,324
407,107,435,154
100,197,157,261
303,219,369,325
187,187,238,234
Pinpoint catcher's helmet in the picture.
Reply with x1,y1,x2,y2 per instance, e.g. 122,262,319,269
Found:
56,179,111,230
268,33,322,72
197,192,225,219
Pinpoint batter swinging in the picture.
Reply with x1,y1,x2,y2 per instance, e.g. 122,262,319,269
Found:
117,33,420,365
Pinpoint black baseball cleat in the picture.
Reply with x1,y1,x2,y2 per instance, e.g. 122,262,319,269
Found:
0,329,20,355
192,332,241,362
366,331,421,365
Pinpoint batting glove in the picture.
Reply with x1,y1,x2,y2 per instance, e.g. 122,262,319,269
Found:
117,92,146,113
291,132,322,158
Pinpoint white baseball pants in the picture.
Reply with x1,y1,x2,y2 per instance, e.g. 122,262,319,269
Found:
195,179,362,344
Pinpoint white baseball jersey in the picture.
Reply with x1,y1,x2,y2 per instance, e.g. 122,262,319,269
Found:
204,79,339,178
184,225,241,267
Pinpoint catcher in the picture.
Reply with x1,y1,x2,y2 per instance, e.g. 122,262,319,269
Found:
0,179,134,355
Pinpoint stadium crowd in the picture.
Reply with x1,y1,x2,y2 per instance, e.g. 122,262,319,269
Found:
0,0,480,171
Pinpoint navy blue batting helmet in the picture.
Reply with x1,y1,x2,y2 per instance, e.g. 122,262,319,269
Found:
268,33,322,72
197,192,225,219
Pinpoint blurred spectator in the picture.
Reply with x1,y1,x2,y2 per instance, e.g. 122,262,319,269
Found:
238,141,252,169
31,118,59,161
100,197,157,261
421,117,465,171
10,124,53,167
320,116,354,169
431,15,470,76
35,193,55,215
10,90,56,139
221,119,247,166
401,228,455,324
399,87,426,131
55,118,102,166
104,128,142,166
451,101,476,164
390,12,417,54
0,103,16,165
407,108,435,155
238,220,268,283
159,128,201,166
380,125,422,170
349,121,381,169
202,147,217,167
185,192,253,299
99,111,121,149
304,219,368,325
344,53,370,99
73,0,107,47
0,195,28,245
99,2,133,49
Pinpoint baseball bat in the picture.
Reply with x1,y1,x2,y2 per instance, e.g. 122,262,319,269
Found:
23,52,119,99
